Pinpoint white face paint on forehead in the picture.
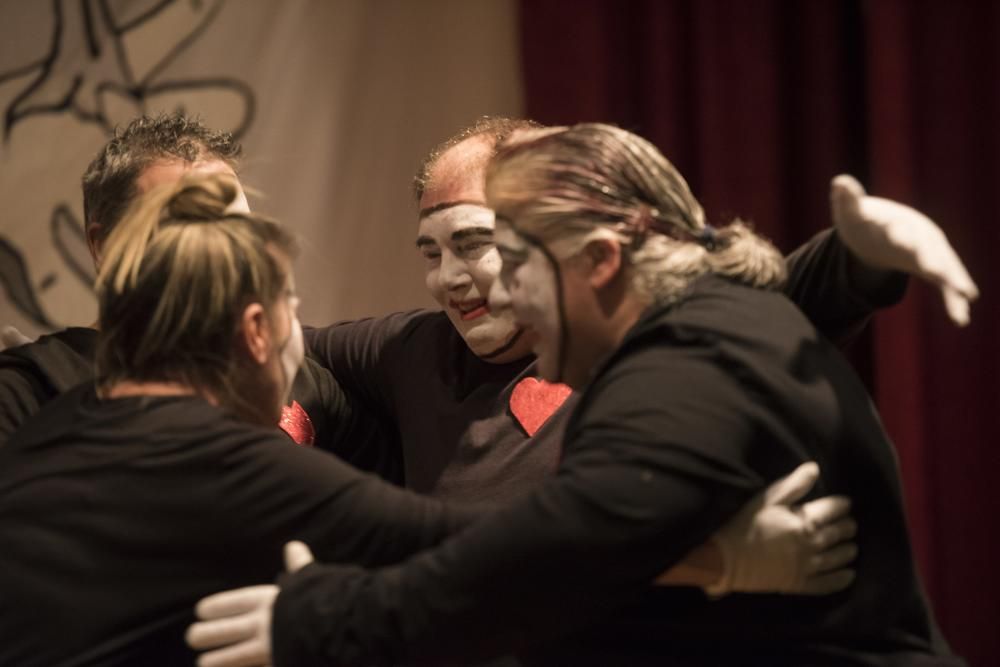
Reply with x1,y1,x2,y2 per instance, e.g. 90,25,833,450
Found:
416,203,528,360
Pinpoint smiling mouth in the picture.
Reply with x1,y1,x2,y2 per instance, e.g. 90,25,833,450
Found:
452,299,490,321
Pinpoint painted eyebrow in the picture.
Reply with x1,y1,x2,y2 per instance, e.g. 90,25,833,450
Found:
418,199,488,219
451,226,493,242
415,226,493,248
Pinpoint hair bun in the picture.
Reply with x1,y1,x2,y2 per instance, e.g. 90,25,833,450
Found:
166,174,238,221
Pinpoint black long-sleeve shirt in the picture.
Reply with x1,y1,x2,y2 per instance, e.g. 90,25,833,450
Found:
0,386,475,666
274,275,957,667
303,229,906,503
0,327,395,476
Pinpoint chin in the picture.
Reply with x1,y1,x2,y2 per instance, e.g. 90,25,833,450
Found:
459,319,521,358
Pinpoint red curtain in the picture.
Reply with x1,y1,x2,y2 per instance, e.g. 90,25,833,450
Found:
520,1,999,663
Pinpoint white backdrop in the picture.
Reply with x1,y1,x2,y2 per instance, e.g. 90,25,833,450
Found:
0,0,524,337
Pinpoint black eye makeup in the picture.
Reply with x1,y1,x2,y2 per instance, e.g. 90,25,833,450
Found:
457,239,494,258
497,245,529,287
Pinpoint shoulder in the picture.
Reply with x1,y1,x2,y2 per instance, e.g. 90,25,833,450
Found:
571,280,804,445
376,309,453,341
670,277,809,335
304,309,455,353
580,338,744,430
354,309,465,358
0,327,97,390
5,327,98,361
622,277,820,369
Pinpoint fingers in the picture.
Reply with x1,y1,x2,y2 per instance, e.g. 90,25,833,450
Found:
798,569,856,595
913,227,978,295
830,174,866,204
195,585,278,620
942,287,972,327
835,174,980,328
196,639,269,667
938,251,980,300
798,495,851,528
763,462,820,506
284,540,315,573
811,518,857,550
187,616,258,650
919,247,978,326
807,542,858,575
831,174,866,198
830,174,866,224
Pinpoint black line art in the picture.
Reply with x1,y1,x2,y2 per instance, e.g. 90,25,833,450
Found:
0,0,256,329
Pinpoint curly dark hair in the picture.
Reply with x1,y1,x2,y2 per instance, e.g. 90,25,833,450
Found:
81,114,242,240
412,116,541,203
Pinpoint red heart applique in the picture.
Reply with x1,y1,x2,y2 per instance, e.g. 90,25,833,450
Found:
509,377,573,436
279,400,315,446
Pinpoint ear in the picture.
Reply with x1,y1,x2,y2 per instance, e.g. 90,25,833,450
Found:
239,302,272,365
582,237,623,289
86,223,104,268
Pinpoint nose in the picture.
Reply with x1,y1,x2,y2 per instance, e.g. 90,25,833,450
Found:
488,275,511,312
438,251,472,292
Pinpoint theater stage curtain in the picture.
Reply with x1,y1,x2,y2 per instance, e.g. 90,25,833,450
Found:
520,1,999,663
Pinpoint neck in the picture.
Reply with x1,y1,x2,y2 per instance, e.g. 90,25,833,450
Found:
606,294,648,353
478,328,534,365
564,292,648,390
101,379,214,403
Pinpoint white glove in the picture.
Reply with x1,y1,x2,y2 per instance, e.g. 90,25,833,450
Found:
706,462,857,597
186,541,315,667
830,174,979,326
1,325,31,350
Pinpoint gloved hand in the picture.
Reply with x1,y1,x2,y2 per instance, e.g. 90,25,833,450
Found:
186,541,314,667
706,462,857,597
0,325,31,350
830,174,979,326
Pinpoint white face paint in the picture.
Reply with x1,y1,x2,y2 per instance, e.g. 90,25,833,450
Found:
276,290,303,405
490,222,563,381
279,314,304,404
416,204,524,359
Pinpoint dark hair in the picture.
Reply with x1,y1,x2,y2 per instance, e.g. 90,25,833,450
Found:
96,173,295,424
81,113,242,240
412,116,542,203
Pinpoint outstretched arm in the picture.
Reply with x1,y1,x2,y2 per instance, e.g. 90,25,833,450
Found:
829,174,978,326
784,174,978,344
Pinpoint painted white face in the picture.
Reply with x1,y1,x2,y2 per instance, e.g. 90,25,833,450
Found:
489,221,562,381
417,203,525,359
277,292,304,405
267,261,303,410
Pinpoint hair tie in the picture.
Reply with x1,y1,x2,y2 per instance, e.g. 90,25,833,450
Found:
698,224,718,251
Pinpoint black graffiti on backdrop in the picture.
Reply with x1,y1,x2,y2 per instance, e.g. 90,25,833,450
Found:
0,0,256,330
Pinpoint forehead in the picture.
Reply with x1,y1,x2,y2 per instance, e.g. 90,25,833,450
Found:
136,158,238,195
418,136,493,210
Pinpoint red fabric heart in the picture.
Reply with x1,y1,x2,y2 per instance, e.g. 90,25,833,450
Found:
509,377,573,436
279,400,316,446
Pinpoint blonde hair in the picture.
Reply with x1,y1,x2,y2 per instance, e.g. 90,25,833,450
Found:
486,123,786,304
95,173,296,415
